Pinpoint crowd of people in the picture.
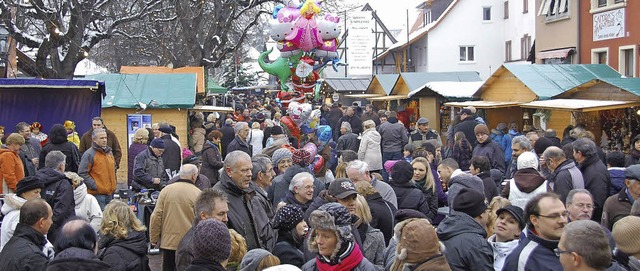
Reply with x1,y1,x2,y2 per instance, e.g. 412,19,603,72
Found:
1,98,640,271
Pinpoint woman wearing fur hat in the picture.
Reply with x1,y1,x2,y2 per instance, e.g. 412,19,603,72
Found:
302,203,377,271
390,218,450,271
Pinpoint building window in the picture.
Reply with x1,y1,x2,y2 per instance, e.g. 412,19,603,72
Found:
460,46,475,62
591,48,609,64
620,47,636,77
505,41,512,61
590,0,626,12
483,7,492,21
539,0,569,21
614,0,624,2
424,9,432,25
504,1,509,19
598,0,608,7
520,34,531,60
523,0,528,13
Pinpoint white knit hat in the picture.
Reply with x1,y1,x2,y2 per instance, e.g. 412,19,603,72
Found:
517,152,538,170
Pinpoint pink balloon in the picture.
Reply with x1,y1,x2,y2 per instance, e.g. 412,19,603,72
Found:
285,16,323,52
303,142,318,162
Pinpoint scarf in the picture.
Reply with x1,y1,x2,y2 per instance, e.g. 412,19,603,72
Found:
315,242,364,271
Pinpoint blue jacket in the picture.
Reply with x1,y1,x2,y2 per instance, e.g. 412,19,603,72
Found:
608,167,626,196
502,227,562,271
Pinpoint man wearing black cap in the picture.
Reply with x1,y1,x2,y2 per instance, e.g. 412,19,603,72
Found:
409,117,441,149
453,108,480,148
437,187,493,271
158,124,181,176
132,138,166,191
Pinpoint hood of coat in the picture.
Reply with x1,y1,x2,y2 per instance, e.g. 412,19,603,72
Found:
436,211,487,241
98,230,148,256
448,173,484,192
49,124,69,144
36,167,69,186
487,235,520,255
512,168,546,193
239,249,272,271
74,183,88,205
1,193,26,215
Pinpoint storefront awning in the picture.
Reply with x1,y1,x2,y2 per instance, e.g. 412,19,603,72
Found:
367,95,407,101
344,94,385,98
537,48,574,60
190,105,234,113
444,100,522,108
519,99,640,112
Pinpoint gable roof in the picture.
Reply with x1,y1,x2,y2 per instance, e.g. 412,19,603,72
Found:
478,64,623,100
323,78,372,93
599,77,640,96
86,73,197,109
368,74,400,95
399,71,482,93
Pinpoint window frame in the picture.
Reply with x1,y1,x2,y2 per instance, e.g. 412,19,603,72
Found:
504,1,509,19
523,0,528,13
520,34,531,60
590,0,626,14
619,45,636,77
483,6,492,21
505,40,512,62
459,46,476,62
591,47,609,65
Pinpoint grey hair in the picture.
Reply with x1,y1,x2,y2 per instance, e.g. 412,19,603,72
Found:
92,128,106,139
224,150,251,168
289,172,314,191
252,156,272,180
566,189,593,204
44,151,66,169
512,135,532,150
346,160,369,175
572,138,597,157
563,220,612,270
15,122,29,132
341,122,352,133
193,188,228,224
179,164,198,179
234,122,248,134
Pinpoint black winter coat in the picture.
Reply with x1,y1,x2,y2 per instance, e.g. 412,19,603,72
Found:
200,141,224,185
578,155,611,223
453,118,479,148
476,171,499,202
365,192,396,246
37,167,75,243
219,125,235,157
268,164,324,206
436,211,493,271
226,135,252,158
47,247,111,271
272,230,305,267
472,140,506,174
98,230,149,271
160,134,182,174
339,115,363,135
389,181,432,219
0,223,48,271
452,139,472,172
39,124,81,172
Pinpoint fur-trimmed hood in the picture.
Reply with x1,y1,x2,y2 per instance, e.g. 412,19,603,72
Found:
307,203,354,263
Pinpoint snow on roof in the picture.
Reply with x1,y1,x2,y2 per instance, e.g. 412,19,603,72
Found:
74,58,109,76
408,81,484,98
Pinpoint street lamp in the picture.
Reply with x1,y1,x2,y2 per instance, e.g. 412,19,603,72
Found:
0,24,9,68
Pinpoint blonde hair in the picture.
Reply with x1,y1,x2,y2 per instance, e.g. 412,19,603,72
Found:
354,181,378,197
257,255,281,271
252,122,261,129
65,172,85,189
486,196,511,237
228,229,247,269
354,195,372,225
6,133,25,145
335,162,348,179
411,157,435,193
300,0,321,16
100,200,146,239
133,128,149,144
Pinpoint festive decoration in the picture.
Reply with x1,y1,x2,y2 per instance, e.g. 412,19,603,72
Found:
309,155,325,174
281,115,301,140
258,49,303,91
316,125,332,151
303,142,318,163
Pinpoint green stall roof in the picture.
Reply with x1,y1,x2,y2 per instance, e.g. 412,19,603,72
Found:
86,73,197,108
207,79,227,95
599,77,640,96
501,64,622,100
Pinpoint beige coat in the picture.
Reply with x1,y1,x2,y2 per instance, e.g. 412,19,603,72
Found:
149,180,201,250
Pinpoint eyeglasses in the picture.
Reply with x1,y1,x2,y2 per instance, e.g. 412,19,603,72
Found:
554,248,573,257
572,203,594,210
537,210,570,220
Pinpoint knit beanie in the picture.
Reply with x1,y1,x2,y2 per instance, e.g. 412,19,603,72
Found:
272,148,293,167
612,216,640,256
150,138,165,149
272,204,304,232
517,151,538,170
308,203,354,259
395,218,441,263
239,249,273,271
474,124,490,135
391,160,414,184
452,188,487,217
15,176,44,197
292,149,311,167
192,219,231,262
533,137,553,156
395,209,428,223
271,125,284,135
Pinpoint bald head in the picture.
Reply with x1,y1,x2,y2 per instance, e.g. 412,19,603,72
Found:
55,219,98,253
179,164,199,182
